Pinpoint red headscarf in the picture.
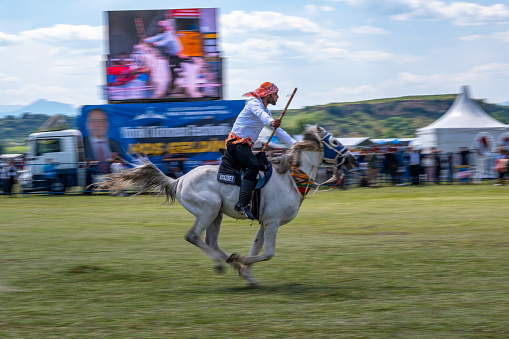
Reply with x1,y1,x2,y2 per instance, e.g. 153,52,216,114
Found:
243,82,279,99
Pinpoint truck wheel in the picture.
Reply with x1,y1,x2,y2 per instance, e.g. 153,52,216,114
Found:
51,181,65,194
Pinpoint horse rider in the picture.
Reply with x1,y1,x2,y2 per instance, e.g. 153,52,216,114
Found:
226,82,297,219
143,19,185,94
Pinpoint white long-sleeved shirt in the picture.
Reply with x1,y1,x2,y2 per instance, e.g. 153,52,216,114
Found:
144,31,183,55
231,98,297,146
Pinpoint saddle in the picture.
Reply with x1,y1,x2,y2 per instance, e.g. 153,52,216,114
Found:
217,148,272,190
217,148,273,221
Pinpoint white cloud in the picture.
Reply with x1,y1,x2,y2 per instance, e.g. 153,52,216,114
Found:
459,29,509,42
223,37,406,64
349,25,390,35
0,72,19,82
304,4,336,14
393,0,509,26
318,85,378,101
221,11,409,65
382,63,509,88
493,30,509,42
331,0,509,26
221,10,322,36
19,24,103,42
458,34,483,41
0,32,17,44
0,24,103,106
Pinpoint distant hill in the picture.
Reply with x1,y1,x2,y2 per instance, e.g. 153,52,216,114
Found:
501,101,509,106
0,113,77,152
274,94,509,139
0,99,78,118
1,94,509,153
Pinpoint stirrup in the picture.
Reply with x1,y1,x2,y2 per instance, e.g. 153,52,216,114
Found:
235,203,255,220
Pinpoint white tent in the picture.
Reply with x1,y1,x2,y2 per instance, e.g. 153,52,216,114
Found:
414,86,509,153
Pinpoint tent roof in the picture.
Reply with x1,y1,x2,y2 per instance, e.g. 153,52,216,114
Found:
419,85,508,131
337,137,372,148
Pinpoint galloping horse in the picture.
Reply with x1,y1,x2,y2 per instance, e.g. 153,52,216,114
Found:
98,125,357,287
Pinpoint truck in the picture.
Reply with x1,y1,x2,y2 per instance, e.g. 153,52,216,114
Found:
24,100,244,194
25,129,87,193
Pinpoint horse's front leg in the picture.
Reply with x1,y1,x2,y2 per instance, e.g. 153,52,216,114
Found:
237,225,265,287
228,222,278,266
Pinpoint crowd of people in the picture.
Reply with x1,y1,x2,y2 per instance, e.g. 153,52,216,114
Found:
2,143,509,197
348,145,509,188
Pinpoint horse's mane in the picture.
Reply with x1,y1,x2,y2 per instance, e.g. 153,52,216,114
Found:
271,125,324,174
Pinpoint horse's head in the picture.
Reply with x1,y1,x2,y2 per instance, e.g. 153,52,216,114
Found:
304,125,358,171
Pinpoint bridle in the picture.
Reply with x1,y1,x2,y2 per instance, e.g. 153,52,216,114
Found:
320,131,350,166
290,129,351,198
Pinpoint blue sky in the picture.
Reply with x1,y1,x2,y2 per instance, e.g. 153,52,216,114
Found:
0,0,508,110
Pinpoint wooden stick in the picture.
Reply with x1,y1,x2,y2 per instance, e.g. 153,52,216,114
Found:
262,88,298,152
134,18,146,39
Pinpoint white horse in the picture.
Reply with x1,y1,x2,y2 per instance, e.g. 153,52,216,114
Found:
132,42,171,99
98,125,357,287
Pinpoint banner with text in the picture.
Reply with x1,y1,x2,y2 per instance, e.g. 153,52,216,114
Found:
80,100,243,172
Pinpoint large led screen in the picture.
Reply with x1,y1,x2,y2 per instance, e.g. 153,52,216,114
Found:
106,8,222,103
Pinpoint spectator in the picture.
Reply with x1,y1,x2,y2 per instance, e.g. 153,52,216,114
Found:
493,147,509,186
365,148,379,187
2,160,18,197
110,152,126,174
395,147,408,185
446,152,455,184
408,147,421,186
422,152,436,184
432,148,442,184
459,147,470,166
110,153,127,196
166,164,184,179
384,147,399,186
42,158,58,194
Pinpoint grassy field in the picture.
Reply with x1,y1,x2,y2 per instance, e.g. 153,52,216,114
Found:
1,185,508,338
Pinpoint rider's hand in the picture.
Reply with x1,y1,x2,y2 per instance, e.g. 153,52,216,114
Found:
270,119,281,128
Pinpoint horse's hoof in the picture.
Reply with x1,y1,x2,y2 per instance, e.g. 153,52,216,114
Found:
214,263,225,274
232,262,243,273
226,253,240,263
247,282,260,289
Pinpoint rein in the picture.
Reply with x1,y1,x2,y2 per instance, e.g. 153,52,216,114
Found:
288,134,347,198
289,162,344,198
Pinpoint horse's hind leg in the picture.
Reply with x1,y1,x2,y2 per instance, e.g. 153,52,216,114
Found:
204,212,233,273
185,214,230,269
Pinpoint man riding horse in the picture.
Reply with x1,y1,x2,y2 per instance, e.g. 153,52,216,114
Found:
226,82,297,220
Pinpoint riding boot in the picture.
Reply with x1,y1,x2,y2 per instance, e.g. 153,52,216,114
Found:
234,179,255,220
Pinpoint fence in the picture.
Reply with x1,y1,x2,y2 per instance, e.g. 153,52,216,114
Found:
1,160,503,197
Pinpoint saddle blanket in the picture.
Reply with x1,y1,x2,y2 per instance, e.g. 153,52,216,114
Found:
217,161,272,190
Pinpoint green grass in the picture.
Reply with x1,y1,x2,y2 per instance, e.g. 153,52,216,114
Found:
2,145,27,154
1,185,508,338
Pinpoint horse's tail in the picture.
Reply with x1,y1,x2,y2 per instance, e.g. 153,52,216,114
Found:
96,162,179,204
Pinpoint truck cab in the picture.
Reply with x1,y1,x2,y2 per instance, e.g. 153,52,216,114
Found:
25,129,87,193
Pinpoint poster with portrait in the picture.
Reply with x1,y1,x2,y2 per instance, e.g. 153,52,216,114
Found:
80,100,243,173
106,8,222,103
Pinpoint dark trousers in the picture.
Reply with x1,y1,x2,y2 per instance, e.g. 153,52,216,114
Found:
226,142,260,183
46,177,55,193
3,178,15,195
409,165,420,185
167,55,183,93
